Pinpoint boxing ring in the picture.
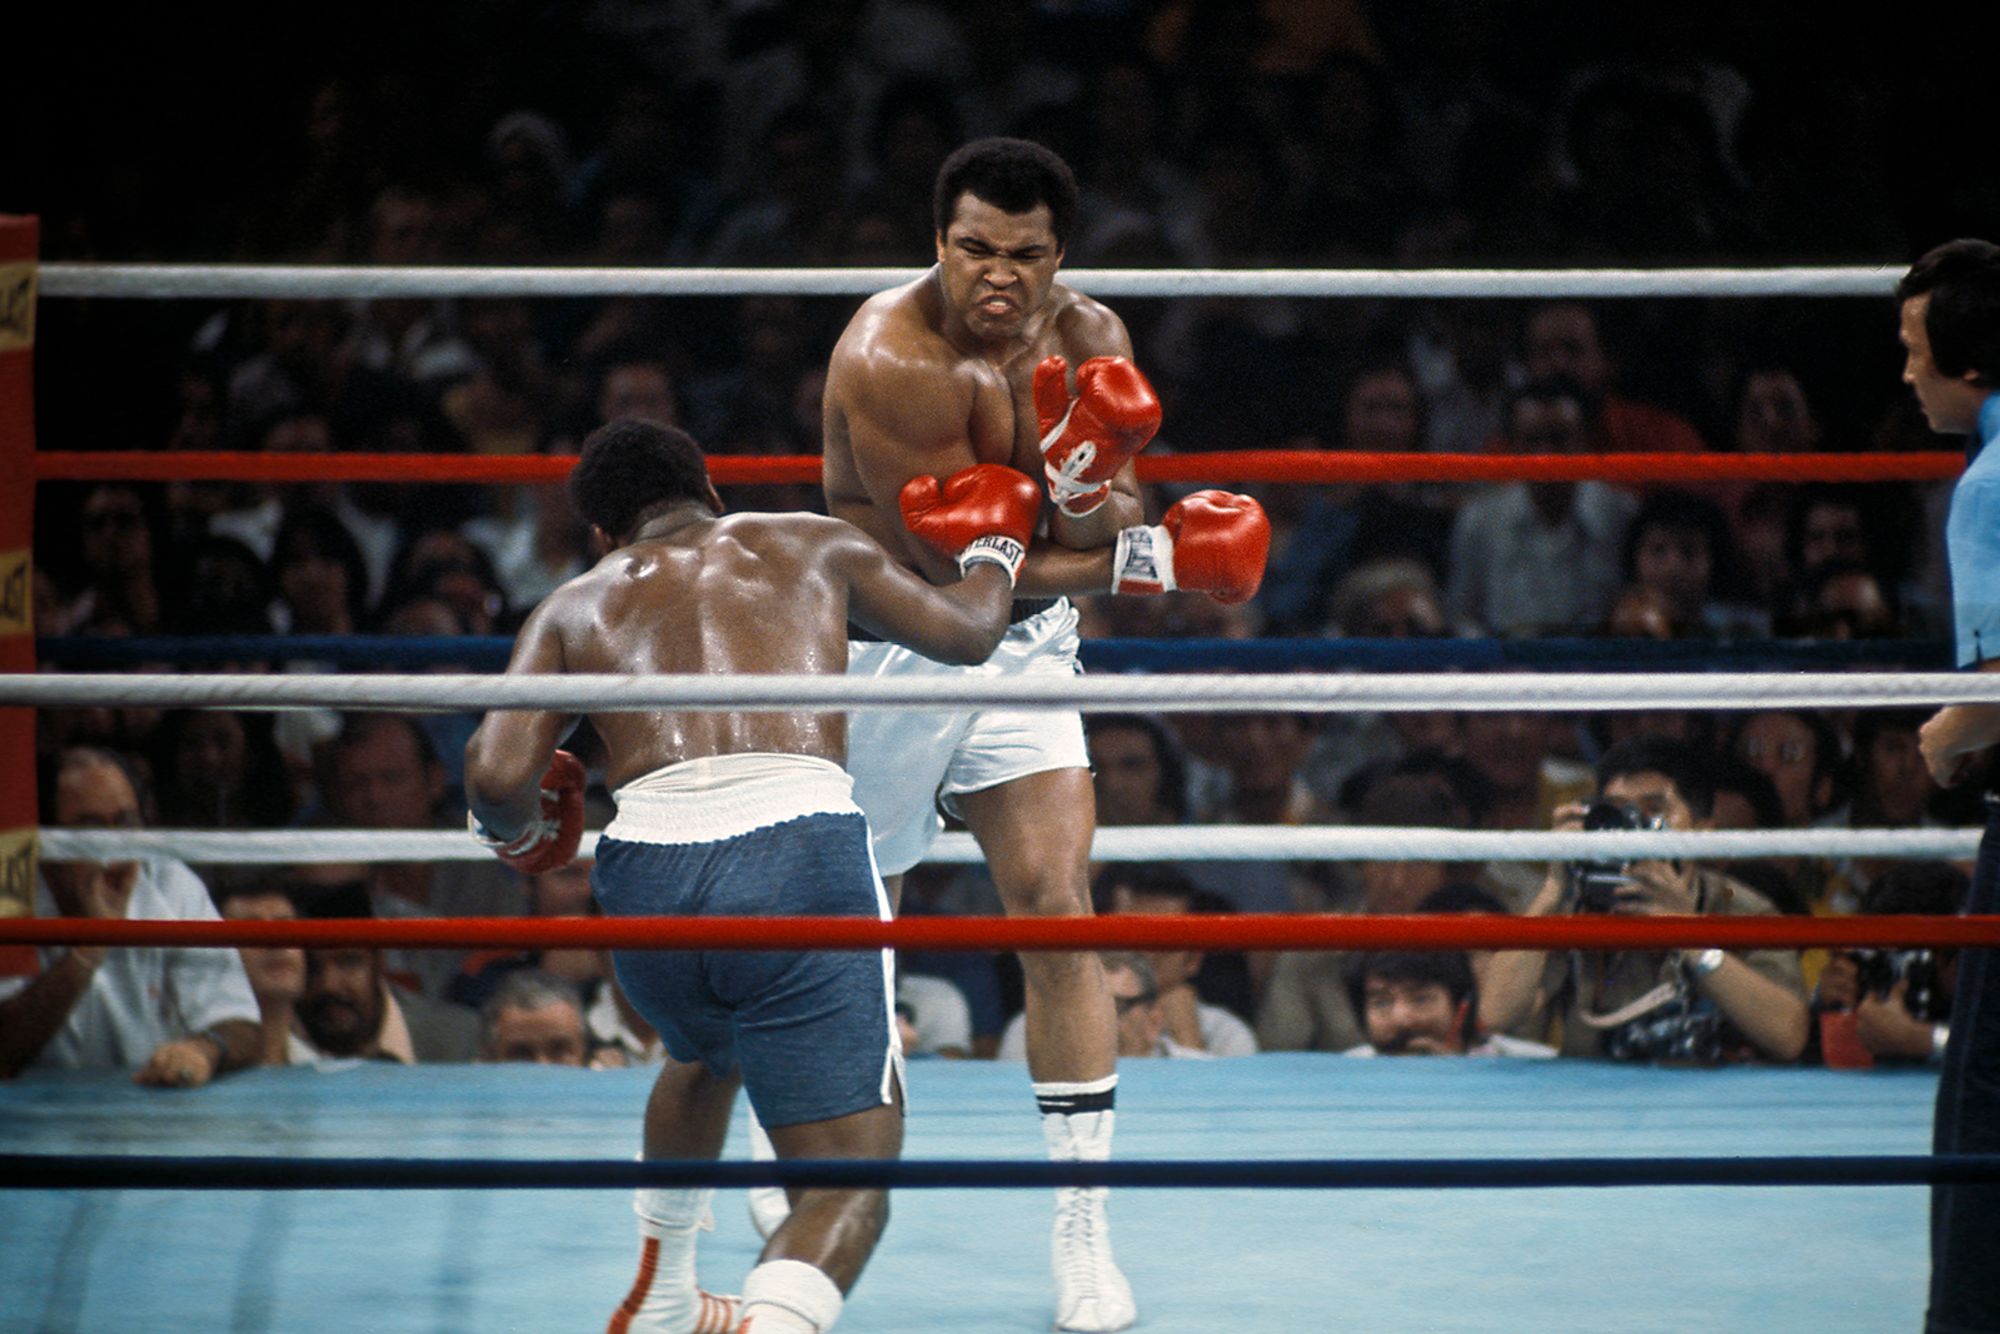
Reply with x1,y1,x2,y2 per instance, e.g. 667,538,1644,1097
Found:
0,1060,1947,1333
7,238,2000,1330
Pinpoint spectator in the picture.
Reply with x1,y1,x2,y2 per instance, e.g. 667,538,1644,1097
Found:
1301,559,1465,805
291,878,480,1064
345,185,478,387
1520,302,1707,452
270,503,370,635
383,528,507,638
1730,709,1845,830
1782,483,1923,619
451,858,608,1010
1777,559,1903,641
1258,775,1482,1052
1098,953,1213,1060
1447,377,1638,634
440,298,555,455
1619,489,1767,639
593,351,681,430
1480,735,1810,1063
1704,754,1808,919
1098,863,1256,1049
1180,710,1320,913
319,713,527,996
0,747,260,1085
1460,708,1594,880
1086,713,1188,829
1257,360,1454,633
1731,365,1825,454
1814,863,1965,1070
57,484,165,635
213,881,308,1066
1343,950,1553,1058
479,969,589,1066
152,709,294,830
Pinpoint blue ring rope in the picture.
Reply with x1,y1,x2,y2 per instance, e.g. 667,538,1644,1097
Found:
36,636,1952,674
4,1153,1995,1191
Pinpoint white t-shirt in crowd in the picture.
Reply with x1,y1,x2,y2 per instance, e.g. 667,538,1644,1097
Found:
0,861,259,1070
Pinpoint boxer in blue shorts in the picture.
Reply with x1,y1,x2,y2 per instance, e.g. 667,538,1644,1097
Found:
465,418,1040,1334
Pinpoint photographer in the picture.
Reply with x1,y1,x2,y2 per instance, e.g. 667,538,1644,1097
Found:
1479,735,1810,1063
1816,863,1965,1069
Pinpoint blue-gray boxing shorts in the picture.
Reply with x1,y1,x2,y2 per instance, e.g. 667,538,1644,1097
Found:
591,752,903,1129
846,599,1090,876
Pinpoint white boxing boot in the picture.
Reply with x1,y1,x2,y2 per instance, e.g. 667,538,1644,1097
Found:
1039,1079,1136,1333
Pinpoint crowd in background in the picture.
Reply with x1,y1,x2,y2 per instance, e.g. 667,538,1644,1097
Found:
13,1,1997,1077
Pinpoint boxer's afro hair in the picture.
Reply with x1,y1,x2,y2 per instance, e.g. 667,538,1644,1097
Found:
570,418,712,541
934,137,1077,247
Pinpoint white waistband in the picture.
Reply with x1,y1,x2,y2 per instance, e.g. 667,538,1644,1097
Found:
605,752,859,846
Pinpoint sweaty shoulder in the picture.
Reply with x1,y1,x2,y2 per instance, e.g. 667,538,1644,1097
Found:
1049,285,1134,361
830,281,967,398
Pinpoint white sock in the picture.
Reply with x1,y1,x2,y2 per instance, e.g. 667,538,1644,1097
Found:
1035,1075,1118,1164
614,1187,732,1331
747,1104,791,1240
749,1107,778,1164
740,1259,843,1332
635,1185,713,1234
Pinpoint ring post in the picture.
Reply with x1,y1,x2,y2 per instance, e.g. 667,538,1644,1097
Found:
0,215,38,973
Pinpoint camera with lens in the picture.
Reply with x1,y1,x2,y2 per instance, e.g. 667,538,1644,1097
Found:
1569,800,1667,913
1850,948,1950,1023
1602,992,1727,1064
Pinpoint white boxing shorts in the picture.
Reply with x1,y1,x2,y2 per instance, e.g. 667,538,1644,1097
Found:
845,599,1090,876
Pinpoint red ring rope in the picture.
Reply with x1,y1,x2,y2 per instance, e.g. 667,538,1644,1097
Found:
32,449,1965,487
2,914,1993,952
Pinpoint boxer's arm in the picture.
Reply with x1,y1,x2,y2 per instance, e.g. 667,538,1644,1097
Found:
835,522,1015,665
465,597,581,839
839,350,1118,597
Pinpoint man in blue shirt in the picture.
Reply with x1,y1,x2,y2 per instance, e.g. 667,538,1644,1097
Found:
1900,236,2000,1334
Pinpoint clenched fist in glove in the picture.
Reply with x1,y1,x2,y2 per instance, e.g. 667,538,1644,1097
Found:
1033,355,1162,517
1112,490,1271,604
900,463,1043,586
469,749,586,874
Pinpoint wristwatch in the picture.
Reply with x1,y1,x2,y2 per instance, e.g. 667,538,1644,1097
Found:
193,1026,232,1072
1688,947,1726,978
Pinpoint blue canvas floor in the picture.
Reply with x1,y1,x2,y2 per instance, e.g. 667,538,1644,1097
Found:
0,1056,1936,1333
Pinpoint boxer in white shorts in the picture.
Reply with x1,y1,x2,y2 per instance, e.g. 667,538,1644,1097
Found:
848,598,1088,877
818,137,1268,1333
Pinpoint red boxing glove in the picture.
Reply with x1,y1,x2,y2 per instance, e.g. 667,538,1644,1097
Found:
469,749,585,875
1112,491,1270,604
1033,355,1162,517
899,463,1042,586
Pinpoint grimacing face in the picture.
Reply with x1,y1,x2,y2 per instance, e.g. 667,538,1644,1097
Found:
935,193,1063,343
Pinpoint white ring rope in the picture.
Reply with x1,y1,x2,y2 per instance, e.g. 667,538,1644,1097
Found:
37,263,1901,302
4,671,1996,714
36,826,1984,866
